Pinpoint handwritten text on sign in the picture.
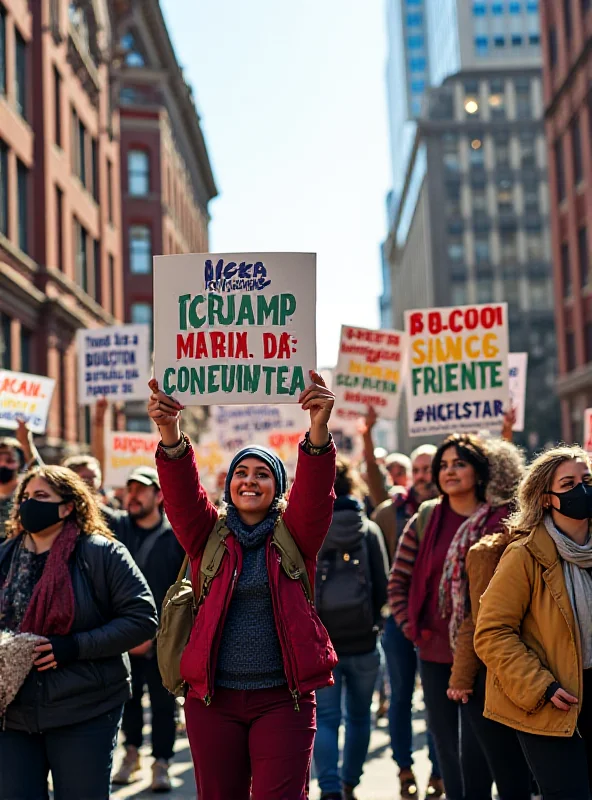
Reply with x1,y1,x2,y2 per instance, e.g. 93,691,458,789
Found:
0,370,56,434
333,325,407,421
104,431,161,488
405,304,509,436
76,324,150,404
153,253,316,404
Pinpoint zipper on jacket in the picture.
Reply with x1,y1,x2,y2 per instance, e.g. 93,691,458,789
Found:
269,543,301,710
291,689,301,712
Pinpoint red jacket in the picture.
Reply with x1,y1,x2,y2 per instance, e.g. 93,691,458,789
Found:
156,440,338,705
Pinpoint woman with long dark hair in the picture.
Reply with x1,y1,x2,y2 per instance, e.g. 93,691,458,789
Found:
388,433,512,799
0,466,157,799
148,371,337,800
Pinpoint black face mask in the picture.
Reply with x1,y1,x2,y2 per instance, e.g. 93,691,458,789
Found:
0,466,16,485
19,498,64,534
548,483,592,521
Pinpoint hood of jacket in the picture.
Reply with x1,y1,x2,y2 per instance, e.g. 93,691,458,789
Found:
321,502,369,554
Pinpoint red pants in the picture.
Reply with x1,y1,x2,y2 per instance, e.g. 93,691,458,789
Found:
185,686,316,800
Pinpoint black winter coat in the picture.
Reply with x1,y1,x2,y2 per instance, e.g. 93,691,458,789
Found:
0,533,158,733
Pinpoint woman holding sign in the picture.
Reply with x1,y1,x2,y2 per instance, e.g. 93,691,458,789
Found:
148,371,337,800
388,434,514,800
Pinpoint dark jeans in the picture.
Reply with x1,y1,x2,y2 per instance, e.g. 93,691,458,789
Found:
420,659,492,800
314,648,381,793
461,668,531,800
0,706,122,800
517,668,592,800
122,653,177,761
382,616,440,775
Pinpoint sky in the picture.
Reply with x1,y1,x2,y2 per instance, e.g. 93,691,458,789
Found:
160,0,391,368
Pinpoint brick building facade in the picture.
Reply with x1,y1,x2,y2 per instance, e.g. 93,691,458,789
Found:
0,0,122,457
541,0,592,442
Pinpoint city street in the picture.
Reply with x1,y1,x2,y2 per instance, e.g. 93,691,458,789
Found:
111,691,434,799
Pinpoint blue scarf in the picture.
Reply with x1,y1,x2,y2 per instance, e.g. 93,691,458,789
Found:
226,505,279,550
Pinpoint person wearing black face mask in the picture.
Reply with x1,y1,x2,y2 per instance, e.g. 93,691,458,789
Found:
475,446,592,800
0,422,41,541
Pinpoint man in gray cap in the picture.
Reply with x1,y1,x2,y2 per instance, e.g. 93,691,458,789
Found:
110,465,184,793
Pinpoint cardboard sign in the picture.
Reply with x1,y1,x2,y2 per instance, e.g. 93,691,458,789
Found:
508,352,528,433
0,370,56,434
104,431,161,488
584,409,592,453
405,303,510,437
333,325,407,422
153,253,316,405
76,324,150,405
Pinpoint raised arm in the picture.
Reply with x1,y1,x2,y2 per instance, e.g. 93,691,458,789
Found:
148,380,218,558
474,543,555,713
359,407,389,508
388,513,420,636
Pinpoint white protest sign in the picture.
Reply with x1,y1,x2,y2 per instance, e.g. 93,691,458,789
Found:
405,303,510,437
0,370,56,434
104,431,161,488
508,352,528,432
153,253,316,405
333,325,407,422
76,324,150,405
584,409,592,453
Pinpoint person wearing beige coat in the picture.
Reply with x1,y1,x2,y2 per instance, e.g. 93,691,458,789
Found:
475,446,592,800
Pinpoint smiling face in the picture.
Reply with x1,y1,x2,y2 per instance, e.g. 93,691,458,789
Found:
229,458,276,519
438,446,478,498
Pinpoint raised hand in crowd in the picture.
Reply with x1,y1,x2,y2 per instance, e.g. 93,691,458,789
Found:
147,379,184,444
14,416,40,468
501,405,516,443
298,370,334,445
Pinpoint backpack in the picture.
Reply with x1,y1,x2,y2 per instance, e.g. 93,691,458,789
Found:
315,528,375,650
157,514,312,697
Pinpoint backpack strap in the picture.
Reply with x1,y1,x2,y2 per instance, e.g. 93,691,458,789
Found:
197,517,231,604
414,498,440,545
272,517,313,602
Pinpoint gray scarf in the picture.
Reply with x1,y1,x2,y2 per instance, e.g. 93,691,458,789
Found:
544,515,592,669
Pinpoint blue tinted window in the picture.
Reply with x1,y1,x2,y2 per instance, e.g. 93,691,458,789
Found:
409,57,427,70
494,35,506,46
411,80,426,93
475,35,489,53
512,34,523,45
529,33,540,44
492,3,503,13
527,0,538,10
406,0,421,5
407,12,423,25
509,1,521,11
411,99,422,115
473,2,486,14
408,35,424,48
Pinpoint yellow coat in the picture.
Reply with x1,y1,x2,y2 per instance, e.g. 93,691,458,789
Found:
474,522,583,737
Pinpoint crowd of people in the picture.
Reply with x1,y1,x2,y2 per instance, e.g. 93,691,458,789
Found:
1,374,592,799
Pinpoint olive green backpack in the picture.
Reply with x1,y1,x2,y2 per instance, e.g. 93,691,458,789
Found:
157,515,312,697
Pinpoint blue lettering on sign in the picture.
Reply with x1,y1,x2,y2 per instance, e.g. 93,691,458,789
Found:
204,259,271,292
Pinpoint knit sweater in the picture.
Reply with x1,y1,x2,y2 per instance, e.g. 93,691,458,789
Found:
215,510,286,690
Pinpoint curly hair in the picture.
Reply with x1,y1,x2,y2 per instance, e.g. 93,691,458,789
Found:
334,456,369,499
432,433,490,502
483,438,525,508
507,445,590,534
5,465,113,540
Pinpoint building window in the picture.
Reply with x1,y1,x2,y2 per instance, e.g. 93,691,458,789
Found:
109,254,116,314
131,302,152,326
475,36,488,54
515,78,532,119
91,137,98,200
107,159,113,223
442,133,460,172
512,34,524,46
0,140,7,236
561,242,572,297
445,182,462,216
78,119,86,187
529,33,540,45
579,227,589,287
53,66,62,146
406,12,423,25
476,277,494,303
451,282,467,305
447,235,465,263
571,116,583,184
15,31,26,119
519,130,536,167
500,231,518,264
497,178,514,212
17,160,28,253
469,135,485,167
554,138,566,202
566,332,576,371
407,35,424,49
472,185,487,214
20,328,31,373
492,2,503,12
493,36,506,47
525,228,544,260
0,312,11,368
488,79,506,119
475,234,490,263
56,185,64,270
505,278,521,310
0,7,6,95
74,219,88,292
524,179,540,212
409,57,426,71
509,1,522,11
586,324,592,364
129,225,152,273
121,32,145,67
473,2,486,13
530,278,551,310
128,150,150,196
548,28,558,65
564,0,573,39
